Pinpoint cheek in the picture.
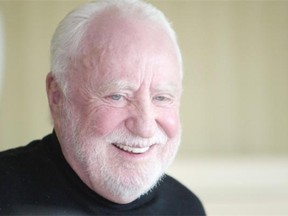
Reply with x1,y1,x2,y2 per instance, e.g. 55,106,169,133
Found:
157,109,180,138
85,107,128,137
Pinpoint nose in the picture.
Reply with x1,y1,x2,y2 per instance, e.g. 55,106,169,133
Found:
125,100,157,138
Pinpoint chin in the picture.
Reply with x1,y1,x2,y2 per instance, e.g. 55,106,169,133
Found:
85,138,180,204
95,167,166,204
66,124,181,204
86,151,164,204
103,173,166,204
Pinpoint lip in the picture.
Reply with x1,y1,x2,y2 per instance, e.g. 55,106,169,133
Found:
111,143,156,159
113,143,150,153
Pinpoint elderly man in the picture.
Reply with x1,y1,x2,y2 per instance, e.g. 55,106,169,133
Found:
0,0,205,215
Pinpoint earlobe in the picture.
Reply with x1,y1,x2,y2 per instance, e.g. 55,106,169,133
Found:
46,72,62,111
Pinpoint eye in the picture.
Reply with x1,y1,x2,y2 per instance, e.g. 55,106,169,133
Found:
105,94,128,107
110,94,123,101
154,95,169,102
153,94,176,106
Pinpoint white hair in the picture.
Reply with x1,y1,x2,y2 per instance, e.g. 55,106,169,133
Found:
50,0,182,95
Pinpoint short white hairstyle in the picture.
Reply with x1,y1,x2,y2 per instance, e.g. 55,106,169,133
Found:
50,0,182,95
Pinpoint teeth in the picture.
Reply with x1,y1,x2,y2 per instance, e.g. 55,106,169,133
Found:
114,144,150,154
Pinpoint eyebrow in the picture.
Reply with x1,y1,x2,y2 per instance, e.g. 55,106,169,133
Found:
97,80,138,94
96,80,181,96
152,84,182,95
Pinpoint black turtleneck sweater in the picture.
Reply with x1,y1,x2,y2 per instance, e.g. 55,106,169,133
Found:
0,133,205,215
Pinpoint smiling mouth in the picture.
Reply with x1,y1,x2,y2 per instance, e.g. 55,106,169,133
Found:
113,143,150,154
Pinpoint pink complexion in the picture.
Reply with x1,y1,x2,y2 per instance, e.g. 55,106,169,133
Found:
47,14,182,204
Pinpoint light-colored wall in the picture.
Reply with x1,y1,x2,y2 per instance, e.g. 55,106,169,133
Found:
0,1,287,157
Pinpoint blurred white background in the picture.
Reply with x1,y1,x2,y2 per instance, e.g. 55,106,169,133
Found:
0,1,287,215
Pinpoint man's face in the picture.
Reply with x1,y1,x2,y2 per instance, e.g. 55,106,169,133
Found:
56,17,182,204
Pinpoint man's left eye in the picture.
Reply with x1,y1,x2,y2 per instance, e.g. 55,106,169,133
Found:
153,95,175,106
154,96,167,101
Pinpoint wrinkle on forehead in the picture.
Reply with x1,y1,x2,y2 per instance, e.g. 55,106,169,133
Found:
79,10,178,63
70,10,181,92
82,9,161,51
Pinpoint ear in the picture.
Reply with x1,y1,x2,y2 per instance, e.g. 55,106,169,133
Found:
46,72,62,117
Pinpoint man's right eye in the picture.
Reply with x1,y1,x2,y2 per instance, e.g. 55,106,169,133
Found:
105,94,129,107
108,94,123,101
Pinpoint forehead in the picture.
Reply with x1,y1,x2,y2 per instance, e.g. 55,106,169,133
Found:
83,10,169,50
74,11,181,86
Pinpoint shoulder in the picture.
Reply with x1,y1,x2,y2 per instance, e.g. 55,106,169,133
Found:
0,133,56,184
157,174,206,215
0,133,61,207
0,134,53,166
